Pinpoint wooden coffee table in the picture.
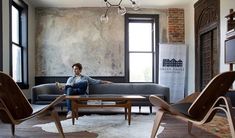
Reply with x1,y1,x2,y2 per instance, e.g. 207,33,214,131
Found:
66,95,145,125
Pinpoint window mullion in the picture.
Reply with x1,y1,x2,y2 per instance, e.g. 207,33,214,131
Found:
12,41,20,46
129,51,152,53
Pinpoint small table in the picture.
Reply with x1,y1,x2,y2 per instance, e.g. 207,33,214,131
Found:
66,95,145,125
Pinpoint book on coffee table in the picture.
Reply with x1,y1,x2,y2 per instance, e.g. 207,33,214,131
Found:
87,100,102,105
102,101,116,105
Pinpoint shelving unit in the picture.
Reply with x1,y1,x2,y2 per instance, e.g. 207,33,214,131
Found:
225,9,235,106
225,9,235,71
225,9,235,32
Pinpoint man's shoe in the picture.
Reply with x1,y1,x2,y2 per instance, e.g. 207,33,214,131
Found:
66,111,72,118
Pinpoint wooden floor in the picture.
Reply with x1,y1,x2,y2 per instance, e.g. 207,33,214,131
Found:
0,107,222,138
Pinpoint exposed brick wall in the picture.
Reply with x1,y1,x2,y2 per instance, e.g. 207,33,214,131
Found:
168,8,185,43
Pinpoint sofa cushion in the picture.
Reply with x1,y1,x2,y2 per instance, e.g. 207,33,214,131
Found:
89,83,169,102
37,94,62,101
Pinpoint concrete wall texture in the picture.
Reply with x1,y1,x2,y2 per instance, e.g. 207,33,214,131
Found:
35,7,172,76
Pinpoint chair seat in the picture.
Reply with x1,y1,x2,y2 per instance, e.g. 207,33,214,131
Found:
172,103,192,117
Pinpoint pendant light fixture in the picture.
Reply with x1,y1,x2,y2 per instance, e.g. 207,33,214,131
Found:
100,0,140,23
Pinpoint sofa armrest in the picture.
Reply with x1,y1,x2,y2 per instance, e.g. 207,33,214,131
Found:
31,87,38,104
157,84,170,103
31,83,64,104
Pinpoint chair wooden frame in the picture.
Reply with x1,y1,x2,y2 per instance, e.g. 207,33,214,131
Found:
149,71,235,138
0,72,65,137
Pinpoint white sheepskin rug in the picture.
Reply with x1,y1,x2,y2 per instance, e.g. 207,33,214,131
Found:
33,114,164,138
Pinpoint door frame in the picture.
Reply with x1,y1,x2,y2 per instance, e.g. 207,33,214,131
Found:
194,0,220,91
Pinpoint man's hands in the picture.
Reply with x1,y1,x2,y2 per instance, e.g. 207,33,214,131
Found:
55,82,66,92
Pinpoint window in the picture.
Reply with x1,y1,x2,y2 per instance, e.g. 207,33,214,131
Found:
125,14,159,83
10,0,28,88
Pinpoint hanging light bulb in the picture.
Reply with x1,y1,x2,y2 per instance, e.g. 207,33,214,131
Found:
100,7,109,23
131,0,140,11
100,14,109,23
118,6,127,15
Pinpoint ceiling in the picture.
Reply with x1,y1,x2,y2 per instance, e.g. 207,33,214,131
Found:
29,0,191,8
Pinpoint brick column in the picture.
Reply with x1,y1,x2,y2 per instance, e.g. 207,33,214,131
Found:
168,8,185,43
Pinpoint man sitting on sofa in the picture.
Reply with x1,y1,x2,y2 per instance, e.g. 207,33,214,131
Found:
65,62,112,118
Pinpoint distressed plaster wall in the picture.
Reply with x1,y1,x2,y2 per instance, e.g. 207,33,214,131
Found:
35,7,168,76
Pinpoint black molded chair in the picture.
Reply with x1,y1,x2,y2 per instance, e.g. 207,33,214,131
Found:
149,71,235,138
0,72,65,137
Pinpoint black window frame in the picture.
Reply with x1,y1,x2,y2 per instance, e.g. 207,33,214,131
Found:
124,14,159,83
9,0,28,89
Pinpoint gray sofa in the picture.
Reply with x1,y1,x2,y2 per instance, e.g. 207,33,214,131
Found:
31,83,169,113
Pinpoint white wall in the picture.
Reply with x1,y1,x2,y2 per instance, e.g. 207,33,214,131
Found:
220,0,235,72
2,0,10,73
220,0,235,88
2,0,35,98
24,0,35,98
184,0,197,95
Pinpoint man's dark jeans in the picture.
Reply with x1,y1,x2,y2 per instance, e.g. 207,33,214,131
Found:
65,81,87,111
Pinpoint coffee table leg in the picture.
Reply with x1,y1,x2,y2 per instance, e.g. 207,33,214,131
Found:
76,107,78,120
71,100,75,125
125,107,127,120
127,101,131,125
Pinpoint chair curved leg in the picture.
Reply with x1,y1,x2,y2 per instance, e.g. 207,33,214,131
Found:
227,112,235,138
11,124,15,136
223,98,235,138
187,121,193,134
51,110,65,138
151,110,164,138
